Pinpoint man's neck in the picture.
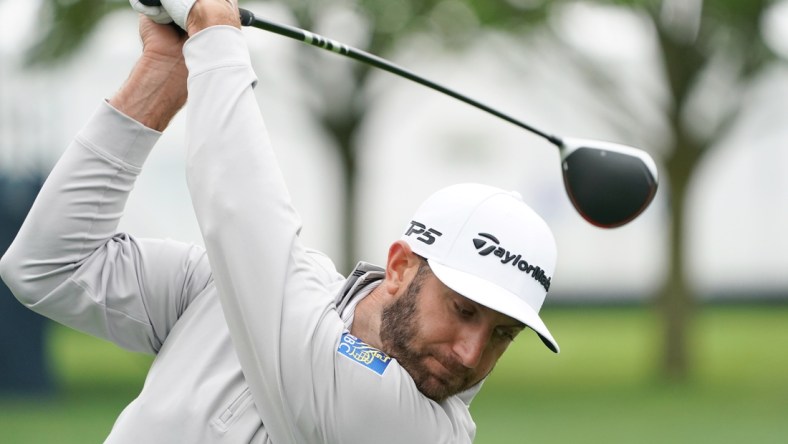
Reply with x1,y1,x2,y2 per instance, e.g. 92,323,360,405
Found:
349,285,386,350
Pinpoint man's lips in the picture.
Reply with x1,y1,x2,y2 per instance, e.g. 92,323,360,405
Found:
427,356,466,385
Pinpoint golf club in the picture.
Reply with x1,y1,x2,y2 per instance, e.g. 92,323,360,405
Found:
140,2,659,228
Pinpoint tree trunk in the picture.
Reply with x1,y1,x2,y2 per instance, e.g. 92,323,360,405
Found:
318,89,365,274
658,131,703,382
339,140,357,274
653,16,709,382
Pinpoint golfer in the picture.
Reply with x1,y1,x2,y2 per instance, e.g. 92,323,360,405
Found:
0,1,560,442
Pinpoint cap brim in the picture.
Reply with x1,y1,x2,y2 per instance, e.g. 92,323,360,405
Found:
427,259,559,353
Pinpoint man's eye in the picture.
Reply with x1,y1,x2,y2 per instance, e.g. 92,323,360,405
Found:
495,328,516,342
455,303,474,317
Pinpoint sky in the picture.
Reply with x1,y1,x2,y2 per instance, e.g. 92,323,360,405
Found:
1,0,787,302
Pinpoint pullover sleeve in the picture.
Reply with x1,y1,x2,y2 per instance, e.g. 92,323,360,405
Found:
183,26,474,444
0,102,213,354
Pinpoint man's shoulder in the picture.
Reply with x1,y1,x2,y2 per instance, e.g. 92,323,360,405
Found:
303,248,345,284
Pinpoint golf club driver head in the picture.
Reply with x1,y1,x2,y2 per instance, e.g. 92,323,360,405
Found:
560,138,658,228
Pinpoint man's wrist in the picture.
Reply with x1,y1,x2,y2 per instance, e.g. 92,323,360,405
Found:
108,55,187,132
185,1,241,36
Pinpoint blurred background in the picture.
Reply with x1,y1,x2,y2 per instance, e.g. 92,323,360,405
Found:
1,0,786,442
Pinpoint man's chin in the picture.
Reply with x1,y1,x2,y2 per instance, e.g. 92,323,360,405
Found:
415,379,450,402
414,372,463,402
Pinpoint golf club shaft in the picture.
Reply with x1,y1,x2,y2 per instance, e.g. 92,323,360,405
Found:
137,1,563,146
237,9,563,147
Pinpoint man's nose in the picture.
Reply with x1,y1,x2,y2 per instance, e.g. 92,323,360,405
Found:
452,326,488,369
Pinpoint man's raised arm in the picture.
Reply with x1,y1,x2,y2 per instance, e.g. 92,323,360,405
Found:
180,2,472,443
0,19,211,353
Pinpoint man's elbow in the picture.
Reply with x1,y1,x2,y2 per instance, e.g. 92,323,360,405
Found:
0,247,15,286
0,246,37,307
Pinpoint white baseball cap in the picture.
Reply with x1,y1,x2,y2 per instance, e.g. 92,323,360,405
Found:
400,183,559,353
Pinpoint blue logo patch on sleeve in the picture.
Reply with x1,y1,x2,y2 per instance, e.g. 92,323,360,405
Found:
337,332,392,376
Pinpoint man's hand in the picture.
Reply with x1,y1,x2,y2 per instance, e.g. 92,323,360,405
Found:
139,15,188,62
184,0,241,36
109,17,188,132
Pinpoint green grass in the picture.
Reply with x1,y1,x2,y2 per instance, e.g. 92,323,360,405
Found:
0,328,151,443
1,305,786,443
472,305,788,443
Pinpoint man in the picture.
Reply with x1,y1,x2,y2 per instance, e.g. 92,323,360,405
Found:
0,0,559,442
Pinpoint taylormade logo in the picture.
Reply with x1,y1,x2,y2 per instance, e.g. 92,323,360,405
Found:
473,233,551,291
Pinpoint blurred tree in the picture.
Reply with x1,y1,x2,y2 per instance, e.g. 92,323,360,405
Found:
534,0,779,381
640,0,778,382
25,0,781,384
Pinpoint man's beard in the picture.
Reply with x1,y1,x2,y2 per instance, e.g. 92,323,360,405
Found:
378,262,475,402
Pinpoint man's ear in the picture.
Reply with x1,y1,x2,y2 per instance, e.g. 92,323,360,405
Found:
382,240,421,298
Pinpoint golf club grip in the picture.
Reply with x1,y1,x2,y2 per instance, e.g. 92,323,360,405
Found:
138,0,162,5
